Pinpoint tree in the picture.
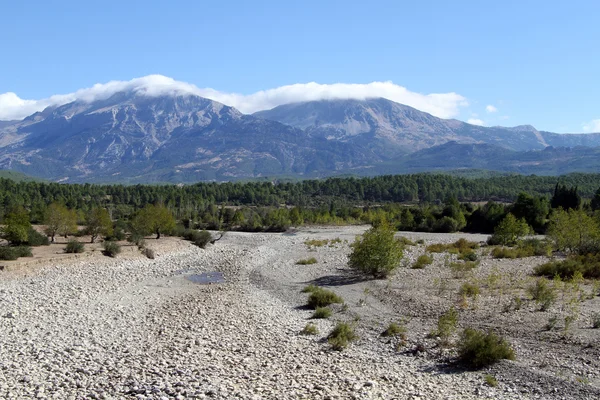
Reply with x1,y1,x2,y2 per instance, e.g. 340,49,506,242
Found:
348,223,404,278
547,208,600,254
551,184,581,210
131,204,176,239
1,207,31,245
591,187,600,211
489,213,531,246
44,203,77,242
86,208,113,243
511,193,549,233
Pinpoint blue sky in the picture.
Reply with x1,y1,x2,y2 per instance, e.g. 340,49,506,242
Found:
0,0,599,132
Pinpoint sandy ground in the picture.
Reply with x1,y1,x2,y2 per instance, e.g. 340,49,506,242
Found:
1,226,599,399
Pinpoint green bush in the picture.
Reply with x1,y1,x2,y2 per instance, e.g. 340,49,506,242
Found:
312,307,332,319
527,279,556,311
519,238,552,257
328,322,358,350
296,257,317,265
348,224,404,278
64,240,85,254
193,230,213,248
430,307,459,344
459,251,478,261
381,322,407,338
484,374,498,387
398,236,416,246
426,239,478,256
450,261,478,278
102,241,121,257
412,254,433,269
0,246,32,260
534,254,600,280
307,287,343,309
27,228,49,246
459,282,480,298
458,328,515,368
301,323,319,335
488,213,531,246
301,284,319,293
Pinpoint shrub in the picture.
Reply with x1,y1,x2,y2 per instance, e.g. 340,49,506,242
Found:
450,261,478,278
102,241,121,257
304,239,328,248
348,223,404,278
307,287,344,309
312,307,332,319
301,322,319,335
127,233,146,248
458,328,515,368
398,236,416,246
64,240,85,254
459,282,480,298
459,251,478,262
527,279,556,311
328,322,358,350
183,229,213,248
27,228,49,246
381,322,407,338
519,238,552,257
534,254,600,280
301,284,319,293
488,214,531,246
143,248,155,259
484,374,498,387
426,243,447,253
430,307,458,344
412,254,433,269
491,247,518,259
0,246,32,260
296,257,317,265
592,313,600,329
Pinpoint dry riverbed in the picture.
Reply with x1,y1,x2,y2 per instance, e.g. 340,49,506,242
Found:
1,226,599,399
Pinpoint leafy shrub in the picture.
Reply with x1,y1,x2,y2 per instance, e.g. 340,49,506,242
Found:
534,254,600,280
102,241,121,257
426,239,478,256
312,307,332,319
64,240,84,254
0,246,32,260
328,322,358,350
491,247,518,259
426,243,447,253
488,213,531,246
519,238,552,257
182,229,213,248
348,224,404,278
301,323,319,335
412,254,433,269
381,322,407,338
527,279,556,311
458,328,515,368
484,374,498,387
304,239,329,248
301,284,319,293
296,257,317,265
27,228,49,246
450,261,478,278
127,233,146,248
430,307,458,344
459,282,480,298
307,287,343,309
398,236,416,246
459,251,478,261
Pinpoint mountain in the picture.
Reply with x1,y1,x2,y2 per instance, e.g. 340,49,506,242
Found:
0,92,374,182
2,93,600,183
255,98,600,154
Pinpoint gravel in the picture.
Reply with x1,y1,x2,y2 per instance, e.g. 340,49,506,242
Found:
1,227,599,399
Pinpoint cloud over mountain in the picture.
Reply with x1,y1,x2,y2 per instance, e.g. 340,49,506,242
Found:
0,75,468,121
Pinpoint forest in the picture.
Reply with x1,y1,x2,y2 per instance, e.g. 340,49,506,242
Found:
0,173,600,239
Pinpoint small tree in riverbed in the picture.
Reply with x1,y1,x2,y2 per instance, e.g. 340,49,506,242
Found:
44,203,77,242
348,223,404,278
131,204,176,239
86,208,113,243
1,207,31,245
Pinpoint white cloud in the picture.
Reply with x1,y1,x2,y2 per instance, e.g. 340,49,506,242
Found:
583,119,600,133
0,75,469,121
486,105,498,113
467,118,485,126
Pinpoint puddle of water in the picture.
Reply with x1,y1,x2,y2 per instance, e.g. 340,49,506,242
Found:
185,271,225,285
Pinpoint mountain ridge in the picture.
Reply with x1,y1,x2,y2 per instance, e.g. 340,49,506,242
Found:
1,92,600,183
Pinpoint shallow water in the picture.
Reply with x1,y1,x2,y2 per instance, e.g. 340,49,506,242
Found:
185,271,225,284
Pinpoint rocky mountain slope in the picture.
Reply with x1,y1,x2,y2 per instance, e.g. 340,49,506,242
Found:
1,93,600,182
